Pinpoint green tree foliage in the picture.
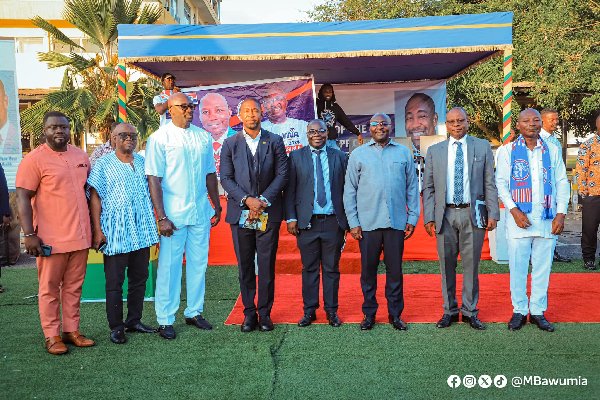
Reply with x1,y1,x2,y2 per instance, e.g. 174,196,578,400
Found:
307,0,600,142
20,0,162,147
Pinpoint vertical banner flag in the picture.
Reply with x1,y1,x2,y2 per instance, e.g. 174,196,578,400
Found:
118,65,127,123
0,39,24,189
503,50,513,144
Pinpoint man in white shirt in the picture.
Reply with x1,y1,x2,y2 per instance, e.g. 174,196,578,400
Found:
260,86,309,154
153,73,180,127
496,108,570,332
540,107,571,263
145,93,222,340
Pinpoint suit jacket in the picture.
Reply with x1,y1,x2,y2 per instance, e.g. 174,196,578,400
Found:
285,145,349,231
422,135,500,233
220,129,288,225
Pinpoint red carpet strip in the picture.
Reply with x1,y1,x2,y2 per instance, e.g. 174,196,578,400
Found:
224,273,600,325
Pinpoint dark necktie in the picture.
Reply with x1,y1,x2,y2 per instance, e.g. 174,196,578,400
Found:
453,142,464,204
313,150,327,207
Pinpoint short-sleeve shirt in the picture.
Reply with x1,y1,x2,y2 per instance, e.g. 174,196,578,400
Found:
145,122,216,227
153,91,173,127
16,144,92,253
87,153,159,256
261,118,309,154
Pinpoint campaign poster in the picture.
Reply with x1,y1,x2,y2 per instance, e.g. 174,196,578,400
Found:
184,76,317,178
0,39,24,189
316,80,447,155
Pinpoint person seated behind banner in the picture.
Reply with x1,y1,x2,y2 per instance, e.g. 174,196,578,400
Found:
316,83,363,149
260,85,309,154
404,92,438,155
153,73,180,127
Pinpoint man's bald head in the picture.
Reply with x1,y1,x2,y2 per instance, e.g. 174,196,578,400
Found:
112,122,136,135
518,108,542,122
167,92,192,107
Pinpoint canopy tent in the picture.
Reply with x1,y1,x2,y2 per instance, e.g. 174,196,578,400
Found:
117,12,513,87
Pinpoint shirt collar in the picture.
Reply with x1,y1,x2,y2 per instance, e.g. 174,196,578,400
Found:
368,138,397,147
308,144,327,153
243,129,261,141
449,134,468,146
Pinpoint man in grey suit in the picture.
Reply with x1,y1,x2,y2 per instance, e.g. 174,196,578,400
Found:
422,107,500,330
285,119,349,328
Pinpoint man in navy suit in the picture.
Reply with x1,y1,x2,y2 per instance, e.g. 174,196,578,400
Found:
285,119,348,327
220,98,288,332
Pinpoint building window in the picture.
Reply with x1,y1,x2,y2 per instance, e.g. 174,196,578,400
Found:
16,37,45,53
170,0,177,19
184,1,191,25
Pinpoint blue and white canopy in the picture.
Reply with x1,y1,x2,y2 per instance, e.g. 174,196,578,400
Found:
118,12,513,87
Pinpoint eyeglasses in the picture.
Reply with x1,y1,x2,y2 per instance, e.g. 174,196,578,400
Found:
262,96,286,106
171,103,196,111
370,121,390,127
116,132,138,140
307,128,327,136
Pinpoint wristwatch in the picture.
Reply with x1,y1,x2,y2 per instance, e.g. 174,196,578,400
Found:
240,195,249,207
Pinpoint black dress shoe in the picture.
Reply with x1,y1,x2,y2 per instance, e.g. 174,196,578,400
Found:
298,313,316,327
259,316,274,332
185,315,212,330
110,329,127,344
508,313,527,331
388,315,407,331
530,314,554,332
326,312,342,327
584,261,597,270
241,315,258,333
360,315,376,330
553,250,571,263
159,325,176,340
436,314,459,328
125,322,158,333
462,314,486,330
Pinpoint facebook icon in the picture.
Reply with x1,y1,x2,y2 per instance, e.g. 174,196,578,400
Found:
447,375,462,388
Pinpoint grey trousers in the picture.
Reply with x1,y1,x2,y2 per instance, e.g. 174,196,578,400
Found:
436,207,486,317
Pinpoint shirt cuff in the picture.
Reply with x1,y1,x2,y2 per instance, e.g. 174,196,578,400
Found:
407,216,419,227
556,203,568,215
259,195,271,207
286,219,297,223
502,198,517,211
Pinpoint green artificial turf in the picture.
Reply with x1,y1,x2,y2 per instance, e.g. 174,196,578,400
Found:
0,264,598,399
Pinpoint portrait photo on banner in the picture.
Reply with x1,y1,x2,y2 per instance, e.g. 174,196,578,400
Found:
318,81,446,154
184,76,317,178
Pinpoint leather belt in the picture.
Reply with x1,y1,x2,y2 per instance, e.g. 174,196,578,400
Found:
312,214,335,220
446,203,470,209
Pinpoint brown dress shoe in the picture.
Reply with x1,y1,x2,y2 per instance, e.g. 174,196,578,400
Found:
62,331,95,347
45,336,68,355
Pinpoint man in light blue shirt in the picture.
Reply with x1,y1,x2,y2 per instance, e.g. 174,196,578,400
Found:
496,108,569,332
344,113,420,331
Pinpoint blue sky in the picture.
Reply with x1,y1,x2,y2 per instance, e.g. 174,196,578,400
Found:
219,0,324,24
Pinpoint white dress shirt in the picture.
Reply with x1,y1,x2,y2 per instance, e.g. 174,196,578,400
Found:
243,129,261,156
496,138,569,238
446,135,470,204
145,122,216,227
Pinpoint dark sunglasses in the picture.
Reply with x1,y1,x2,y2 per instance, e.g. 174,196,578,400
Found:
171,103,196,111
117,132,138,140
370,121,390,127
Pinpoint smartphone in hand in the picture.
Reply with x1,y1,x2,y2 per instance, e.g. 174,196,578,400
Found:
40,244,52,257
98,242,107,253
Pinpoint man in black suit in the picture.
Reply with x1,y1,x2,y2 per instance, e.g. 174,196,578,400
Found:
285,119,349,328
220,98,288,332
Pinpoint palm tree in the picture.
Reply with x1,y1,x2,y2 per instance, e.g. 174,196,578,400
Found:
20,0,162,148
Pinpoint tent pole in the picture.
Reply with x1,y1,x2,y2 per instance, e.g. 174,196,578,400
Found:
118,64,127,123
502,50,513,144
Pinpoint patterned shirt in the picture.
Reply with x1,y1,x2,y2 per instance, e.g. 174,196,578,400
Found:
89,140,114,167
575,135,600,197
87,152,159,256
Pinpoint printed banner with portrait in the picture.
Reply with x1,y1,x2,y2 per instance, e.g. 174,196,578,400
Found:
0,39,24,189
184,76,317,178
315,80,447,155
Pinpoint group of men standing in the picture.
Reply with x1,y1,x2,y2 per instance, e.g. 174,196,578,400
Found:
16,75,576,354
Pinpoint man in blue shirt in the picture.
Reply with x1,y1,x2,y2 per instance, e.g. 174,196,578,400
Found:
285,119,349,328
344,113,421,331
88,123,160,344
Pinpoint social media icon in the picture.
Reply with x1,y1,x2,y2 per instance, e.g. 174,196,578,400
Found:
478,375,492,388
463,375,477,388
447,375,461,388
494,375,507,388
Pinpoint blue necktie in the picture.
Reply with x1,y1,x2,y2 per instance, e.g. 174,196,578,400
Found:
453,142,464,205
313,150,327,207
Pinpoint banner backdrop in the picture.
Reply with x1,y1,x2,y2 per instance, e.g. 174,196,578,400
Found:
316,80,447,154
0,39,23,189
184,76,316,177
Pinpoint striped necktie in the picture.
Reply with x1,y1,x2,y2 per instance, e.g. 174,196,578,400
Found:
453,142,464,205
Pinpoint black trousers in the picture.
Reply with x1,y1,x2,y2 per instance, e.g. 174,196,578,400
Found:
581,195,600,262
296,215,345,315
359,228,405,317
231,223,280,318
103,247,150,330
